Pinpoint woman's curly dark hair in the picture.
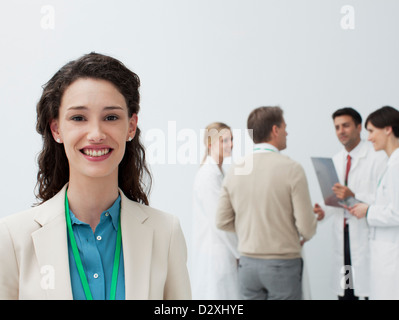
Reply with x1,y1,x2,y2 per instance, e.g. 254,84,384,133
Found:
35,52,152,205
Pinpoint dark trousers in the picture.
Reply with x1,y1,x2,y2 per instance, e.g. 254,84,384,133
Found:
338,224,359,300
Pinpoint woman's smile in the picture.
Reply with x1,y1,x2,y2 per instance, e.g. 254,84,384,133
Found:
51,78,137,180
80,145,113,161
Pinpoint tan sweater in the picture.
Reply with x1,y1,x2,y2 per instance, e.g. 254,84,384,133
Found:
216,152,317,259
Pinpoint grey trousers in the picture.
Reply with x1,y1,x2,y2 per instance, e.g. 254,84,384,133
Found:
238,256,303,300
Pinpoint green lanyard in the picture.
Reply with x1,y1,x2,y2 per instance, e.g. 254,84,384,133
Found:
253,147,276,152
65,190,122,300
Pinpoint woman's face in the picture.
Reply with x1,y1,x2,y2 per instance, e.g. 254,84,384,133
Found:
51,78,137,181
210,129,233,160
367,122,388,152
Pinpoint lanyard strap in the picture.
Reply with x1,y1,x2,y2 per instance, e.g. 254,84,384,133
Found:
65,190,122,300
377,167,388,189
253,147,276,152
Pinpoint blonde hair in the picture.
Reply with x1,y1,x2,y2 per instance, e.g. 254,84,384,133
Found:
201,122,231,165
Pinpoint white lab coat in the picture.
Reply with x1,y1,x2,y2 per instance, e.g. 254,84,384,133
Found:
367,148,399,300
322,140,387,297
191,156,240,300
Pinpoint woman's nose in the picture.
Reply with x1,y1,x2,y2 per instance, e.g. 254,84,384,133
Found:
87,121,106,143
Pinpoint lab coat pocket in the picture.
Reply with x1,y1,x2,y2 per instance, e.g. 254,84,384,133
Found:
370,239,399,299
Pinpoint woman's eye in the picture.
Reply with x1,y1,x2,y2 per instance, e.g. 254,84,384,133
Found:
105,115,119,121
71,115,85,121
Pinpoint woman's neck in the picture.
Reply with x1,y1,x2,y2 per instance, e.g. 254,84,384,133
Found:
385,137,399,157
67,174,119,232
210,153,224,171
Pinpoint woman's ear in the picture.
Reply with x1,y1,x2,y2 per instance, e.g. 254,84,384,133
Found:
127,114,138,141
385,126,393,135
50,119,62,143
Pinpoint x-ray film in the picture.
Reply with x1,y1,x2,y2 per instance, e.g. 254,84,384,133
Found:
311,157,342,208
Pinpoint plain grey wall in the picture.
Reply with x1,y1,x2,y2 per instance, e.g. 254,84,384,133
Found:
1,0,398,299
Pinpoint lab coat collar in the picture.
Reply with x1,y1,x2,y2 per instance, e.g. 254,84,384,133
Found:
203,156,224,176
345,140,368,172
346,139,366,159
204,155,218,166
388,147,399,165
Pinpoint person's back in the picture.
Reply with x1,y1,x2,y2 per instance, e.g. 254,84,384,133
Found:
216,106,318,300
219,152,316,260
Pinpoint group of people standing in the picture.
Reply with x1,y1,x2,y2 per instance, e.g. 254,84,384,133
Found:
192,105,399,300
0,52,398,300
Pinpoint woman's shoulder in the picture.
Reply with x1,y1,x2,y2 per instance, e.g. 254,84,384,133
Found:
0,191,65,239
132,200,173,217
121,195,179,226
1,205,41,228
193,162,223,189
0,205,44,246
122,199,185,242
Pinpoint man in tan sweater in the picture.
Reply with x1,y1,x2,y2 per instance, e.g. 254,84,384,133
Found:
216,106,318,300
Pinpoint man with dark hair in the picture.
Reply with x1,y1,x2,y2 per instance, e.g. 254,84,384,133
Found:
332,107,362,127
216,106,319,300
314,107,387,300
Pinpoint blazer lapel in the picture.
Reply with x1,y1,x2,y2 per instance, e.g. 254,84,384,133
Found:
32,185,73,300
120,192,153,300
31,185,154,300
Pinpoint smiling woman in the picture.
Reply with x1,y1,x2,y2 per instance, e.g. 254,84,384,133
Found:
48,77,139,206
36,53,149,205
0,53,192,300
348,106,399,300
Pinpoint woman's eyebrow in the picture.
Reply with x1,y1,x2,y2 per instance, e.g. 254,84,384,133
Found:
66,106,87,111
66,105,124,111
103,106,124,111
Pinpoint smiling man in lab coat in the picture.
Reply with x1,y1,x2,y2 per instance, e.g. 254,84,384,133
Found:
313,107,387,300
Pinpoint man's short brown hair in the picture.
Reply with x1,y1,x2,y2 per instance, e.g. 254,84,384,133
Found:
247,106,284,143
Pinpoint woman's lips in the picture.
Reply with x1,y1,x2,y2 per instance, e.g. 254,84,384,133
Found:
80,146,113,161
82,148,110,157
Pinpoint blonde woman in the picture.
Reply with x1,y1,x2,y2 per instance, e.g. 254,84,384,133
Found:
191,122,240,299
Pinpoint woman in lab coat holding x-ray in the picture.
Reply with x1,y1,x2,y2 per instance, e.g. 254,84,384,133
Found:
191,122,240,300
349,106,399,300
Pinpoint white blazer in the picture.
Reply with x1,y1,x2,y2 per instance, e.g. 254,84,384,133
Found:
367,148,399,299
0,184,191,300
324,140,387,297
191,156,240,300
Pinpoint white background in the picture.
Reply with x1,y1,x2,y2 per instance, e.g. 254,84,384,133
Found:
1,0,398,299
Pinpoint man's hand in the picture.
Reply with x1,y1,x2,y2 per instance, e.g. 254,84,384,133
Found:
313,203,325,221
332,183,355,200
348,203,369,219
